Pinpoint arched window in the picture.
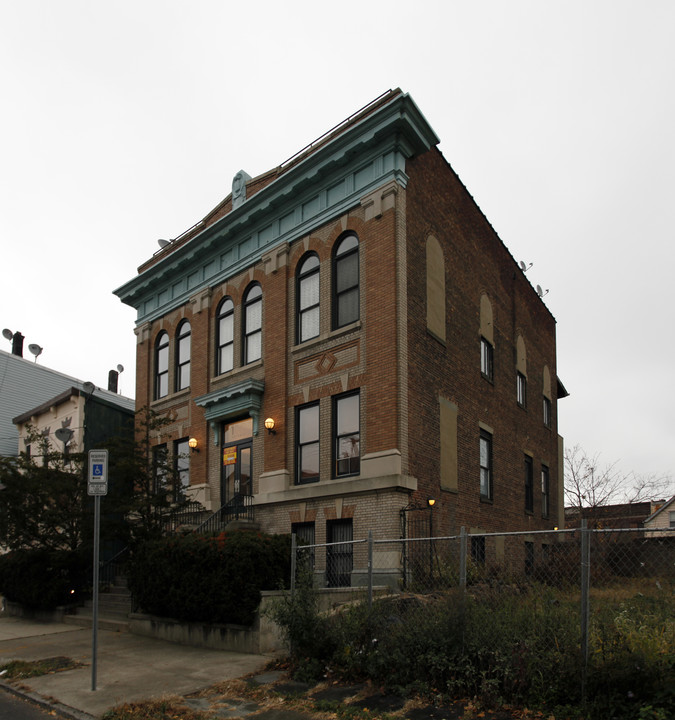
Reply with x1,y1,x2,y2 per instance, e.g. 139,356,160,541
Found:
175,320,191,391
243,283,262,364
216,297,234,374
332,233,359,329
154,331,169,399
297,253,320,343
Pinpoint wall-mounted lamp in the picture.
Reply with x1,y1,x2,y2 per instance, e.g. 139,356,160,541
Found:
188,437,200,453
264,418,277,435
427,497,436,508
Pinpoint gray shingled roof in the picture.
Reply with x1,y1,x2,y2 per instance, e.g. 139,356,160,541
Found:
0,349,134,457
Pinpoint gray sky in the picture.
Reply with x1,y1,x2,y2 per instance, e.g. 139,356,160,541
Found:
1,1,673,488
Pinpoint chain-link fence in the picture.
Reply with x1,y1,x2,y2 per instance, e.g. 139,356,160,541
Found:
290,523,675,704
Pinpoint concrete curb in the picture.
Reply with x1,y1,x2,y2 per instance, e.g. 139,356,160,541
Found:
0,679,96,720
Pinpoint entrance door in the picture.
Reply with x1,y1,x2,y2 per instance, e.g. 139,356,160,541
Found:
221,418,253,520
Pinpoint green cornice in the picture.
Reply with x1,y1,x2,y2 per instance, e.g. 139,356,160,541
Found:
114,93,439,324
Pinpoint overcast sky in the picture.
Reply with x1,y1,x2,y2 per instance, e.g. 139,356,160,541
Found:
1,1,672,490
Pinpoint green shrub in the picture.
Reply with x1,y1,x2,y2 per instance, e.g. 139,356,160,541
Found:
127,530,291,626
0,548,88,609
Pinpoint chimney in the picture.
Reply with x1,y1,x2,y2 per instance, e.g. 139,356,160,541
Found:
11,332,24,357
108,369,119,393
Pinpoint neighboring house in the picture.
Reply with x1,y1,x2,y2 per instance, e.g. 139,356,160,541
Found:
114,89,567,587
1,338,133,459
643,496,675,537
565,501,661,531
12,385,134,461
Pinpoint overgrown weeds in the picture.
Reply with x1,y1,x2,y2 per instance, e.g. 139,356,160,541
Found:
267,580,674,719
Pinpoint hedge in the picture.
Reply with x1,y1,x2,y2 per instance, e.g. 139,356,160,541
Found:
127,530,292,626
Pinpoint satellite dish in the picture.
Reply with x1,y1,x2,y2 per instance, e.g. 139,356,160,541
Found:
82,381,96,396
28,344,42,359
158,239,171,248
536,285,550,297
519,261,532,272
116,364,124,374
2,328,13,341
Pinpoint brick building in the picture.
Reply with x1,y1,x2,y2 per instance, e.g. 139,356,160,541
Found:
115,89,566,586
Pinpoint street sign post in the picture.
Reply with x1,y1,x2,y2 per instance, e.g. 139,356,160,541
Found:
87,449,108,692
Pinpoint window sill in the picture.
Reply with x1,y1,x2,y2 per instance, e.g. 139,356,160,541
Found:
210,360,263,386
151,387,192,409
292,320,362,355
480,495,494,504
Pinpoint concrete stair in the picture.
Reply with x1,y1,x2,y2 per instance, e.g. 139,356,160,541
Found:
65,576,132,632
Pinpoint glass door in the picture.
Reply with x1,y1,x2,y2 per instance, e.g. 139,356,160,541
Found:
221,418,253,521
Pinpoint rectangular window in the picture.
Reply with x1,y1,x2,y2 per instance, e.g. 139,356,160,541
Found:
334,391,360,477
174,438,190,499
525,541,535,575
292,521,316,577
541,464,550,518
152,444,168,495
326,518,353,587
471,536,486,565
543,397,552,428
669,511,675,529
296,403,319,484
479,430,493,500
517,372,527,408
480,337,494,381
525,455,534,513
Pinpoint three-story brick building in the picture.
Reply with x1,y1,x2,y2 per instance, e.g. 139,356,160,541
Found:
115,89,566,587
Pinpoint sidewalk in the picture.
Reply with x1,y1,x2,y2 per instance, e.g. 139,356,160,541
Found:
0,615,271,719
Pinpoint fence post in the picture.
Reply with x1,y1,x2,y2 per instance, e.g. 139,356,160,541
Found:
580,519,591,704
368,530,373,608
290,533,297,600
459,526,467,589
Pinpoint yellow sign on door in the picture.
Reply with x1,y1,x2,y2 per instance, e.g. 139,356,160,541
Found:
223,448,237,466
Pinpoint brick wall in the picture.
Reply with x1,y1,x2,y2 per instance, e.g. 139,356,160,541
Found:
404,148,560,536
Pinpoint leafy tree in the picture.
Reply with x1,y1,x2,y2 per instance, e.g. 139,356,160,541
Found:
103,406,198,546
0,407,194,554
0,425,90,552
564,444,673,510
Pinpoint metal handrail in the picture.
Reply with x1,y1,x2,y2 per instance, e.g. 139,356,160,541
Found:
191,494,254,535
163,500,207,534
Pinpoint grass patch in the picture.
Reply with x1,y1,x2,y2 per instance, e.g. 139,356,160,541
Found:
0,656,82,678
102,698,215,720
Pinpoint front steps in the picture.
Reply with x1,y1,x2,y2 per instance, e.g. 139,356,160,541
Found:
65,576,132,632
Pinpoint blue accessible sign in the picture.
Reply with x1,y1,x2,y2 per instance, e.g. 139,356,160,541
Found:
88,449,108,496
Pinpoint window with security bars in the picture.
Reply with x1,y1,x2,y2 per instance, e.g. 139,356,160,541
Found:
326,518,353,587
292,521,315,576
